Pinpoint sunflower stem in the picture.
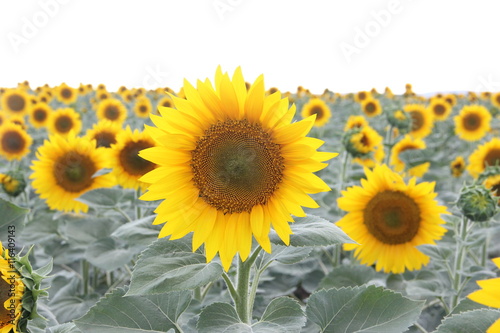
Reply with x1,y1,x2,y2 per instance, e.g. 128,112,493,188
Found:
81,259,89,296
338,151,349,194
450,215,469,311
481,221,490,267
135,188,142,220
233,247,262,324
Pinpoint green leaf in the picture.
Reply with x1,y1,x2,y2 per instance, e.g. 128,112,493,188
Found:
0,197,28,243
269,215,354,247
319,265,376,289
111,215,161,254
306,285,424,333
19,213,60,244
451,297,491,315
259,245,312,266
84,237,134,271
74,288,191,333
59,215,120,249
254,297,305,332
47,322,82,333
197,302,251,333
51,294,101,323
75,187,133,208
126,238,223,296
436,309,500,333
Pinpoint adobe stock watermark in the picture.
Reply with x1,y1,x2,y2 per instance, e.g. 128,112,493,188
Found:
339,0,412,64
142,65,170,90
7,0,71,54
474,74,500,92
212,0,243,21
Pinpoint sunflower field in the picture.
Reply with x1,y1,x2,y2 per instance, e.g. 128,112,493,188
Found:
1,68,500,333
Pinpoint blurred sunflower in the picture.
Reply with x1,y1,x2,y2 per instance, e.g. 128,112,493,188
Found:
428,97,452,121
133,96,152,118
96,89,111,101
96,98,127,124
29,102,52,128
343,126,383,157
47,108,82,137
444,93,457,106
84,120,122,148
491,92,500,109
0,113,5,127
300,98,331,127
361,98,382,117
354,91,371,103
450,156,466,177
454,105,491,142
1,89,31,117
7,116,26,130
344,115,368,131
0,243,24,333
352,145,385,168
484,174,500,203
404,104,433,139
468,138,500,178
0,123,32,161
157,96,174,109
390,135,426,173
139,67,337,271
337,164,448,274
30,133,115,213
110,126,157,190
55,83,77,104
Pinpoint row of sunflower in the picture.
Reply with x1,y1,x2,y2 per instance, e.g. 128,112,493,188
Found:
0,71,499,332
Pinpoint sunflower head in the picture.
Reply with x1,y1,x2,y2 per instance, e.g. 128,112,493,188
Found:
483,174,500,204
344,115,368,131
354,91,371,103
300,98,331,127
450,156,466,177
29,102,52,128
96,98,127,124
428,97,452,121
0,171,26,197
457,184,498,222
0,123,32,161
47,108,82,138
133,96,152,118
390,135,426,173
387,109,411,133
454,105,492,142
139,67,337,271
342,126,383,158
468,138,500,178
491,92,500,108
360,98,382,117
84,120,123,148
404,104,433,139
1,89,32,117
55,83,78,104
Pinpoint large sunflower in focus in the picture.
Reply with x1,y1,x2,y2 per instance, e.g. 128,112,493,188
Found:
300,98,331,127
0,243,24,333
0,123,32,161
30,133,115,213
139,67,337,270
454,105,491,142
1,89,31,117
337,164,448,274
96,98,127,124
404,104,433,139
468,138,500,178
47,108,82,137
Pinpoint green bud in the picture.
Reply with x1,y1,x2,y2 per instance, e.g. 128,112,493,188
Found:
386,109,411,133
1,171,26,197
457,184,498,222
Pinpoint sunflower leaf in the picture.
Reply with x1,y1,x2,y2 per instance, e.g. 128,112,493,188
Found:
197,302,251,333
84,237,135,271
269,215,354,247
306,285,424,333
74,287,191,333
47,322,81,333
0,197,28,244
319,265,376,289
126,237,223,296
435,309,500,333
111,215,161,254
75,187,132,208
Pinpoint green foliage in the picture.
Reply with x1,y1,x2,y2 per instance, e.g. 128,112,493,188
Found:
435,309,500,333
0,197,28,243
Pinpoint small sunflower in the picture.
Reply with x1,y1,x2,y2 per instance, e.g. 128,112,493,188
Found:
110,126,157,190
1,89,31,117
444,94,457,106
337,164,448,274
354,91,371,103
0,243,24,333
343,126,383,158
428,97,452,121
344,115,368,131
361,98,382,117
404,104,434,139
55,83,78,104
484,174,500,203
157,96,174,110
390,135,426,173
133,96,152,118
450,156,466,177
30,133,115,213
29,102,52,128
0,123,32,161
0,171,26,197
468,138,500,178
84,120,123,148
96,98,127,124
300,98,331,127
96,89,111,101
139,67,337,271
454,105,492,142
47,108,82,138
491,92,500,109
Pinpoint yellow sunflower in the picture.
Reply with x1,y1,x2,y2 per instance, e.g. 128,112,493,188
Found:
55,83,78,104
361,98,382,117
345,126,383,156
95,89,111,101
467,258,500,333
300,98,331,127
344,115,368,131
110,126,157,190
404,104,434,139
157,96,174,109
454,105,492,142
30,133,115,213
1,89,31,117
96,98,127,124
468,138,500,178
47,108,82,137
491,92,500,109
337,164,448,274
0,243,24,333
444,94,457,106
450,156,466,177
484,174,500,203
84,120,123,148
29,102,53,128
133,96,152,118
390,135,426,173
354,91,371,103
428,97,452,121
352,144,385,168
0,123,32,161
138,67,337,271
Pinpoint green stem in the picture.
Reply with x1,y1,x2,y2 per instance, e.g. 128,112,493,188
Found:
338,151,349,194
135,188,142,220
247,258,273,320
81,260,89,296
450,216,469,310
481,221,490,267
234,247,262,324
384,125,393,165
114,207,133,222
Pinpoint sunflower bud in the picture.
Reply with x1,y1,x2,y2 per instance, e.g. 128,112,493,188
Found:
457,184,498,222
342,127,374,158
386,109,411,134
1,171,26,197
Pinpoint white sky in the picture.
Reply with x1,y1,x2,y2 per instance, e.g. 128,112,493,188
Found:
0,0,499,95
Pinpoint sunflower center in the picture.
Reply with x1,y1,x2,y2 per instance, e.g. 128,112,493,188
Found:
364,190,421,244
433,104,446,116
61,88,72,99
191,119,284,214
496,95,500,105
358,92,366,101
105,106,120,120
139,105,148,113
55,115,73,133
410,111,424,131
162,100,172,107
1,130,25,153
463,114,481,131
484,148,500,168
119,140,155,175
94,131,116,148
309,106,324,119
7,94,25,112
360,133,369,147
33,108,48,122
365,102,376,114
53,152,96,192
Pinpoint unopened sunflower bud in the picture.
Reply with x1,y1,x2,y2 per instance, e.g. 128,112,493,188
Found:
457,184,498,222
387,109,411,133
1,171,26,197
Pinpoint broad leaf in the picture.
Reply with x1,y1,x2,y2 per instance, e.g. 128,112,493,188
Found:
197,302,250,333
436,309,500,333
75,187,133,208
111,215,161,253
320,265,376,289
0,197,28,243
255,297,305,332
84,237,135,271
47,323,81,333
259,245,312,266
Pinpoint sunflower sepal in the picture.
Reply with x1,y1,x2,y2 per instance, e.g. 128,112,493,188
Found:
457,184,498,223
476,165,500,185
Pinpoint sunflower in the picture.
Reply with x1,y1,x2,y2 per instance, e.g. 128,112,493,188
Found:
300,98,331,127
84,120,122,148
344,126,383,157
468,138,500,178
29,102,52,128
444,94,457,106
428,97,452,121
484,174,500,203
467,258,500,332
96,98,127,124
344,115,368,131
390,135,426,173
354,91,371,103
7,116,26,130
450,156,466,177
0,123,32,161
138,67,337,271
96,89,111,101
47,108,82,137
337,164,448,274
404,104,433,139
491,92,500,109
361,98,382,117
454,105,491,142
133,96,152,118
30,133,115,213
110,126,157,190
157,96,174,109
54,83,77,104
0,243,24,333
352,144,385,168
1,89,31,117
0,113,4,127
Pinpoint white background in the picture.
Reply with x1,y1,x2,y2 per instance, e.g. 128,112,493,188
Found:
0,0,499,95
